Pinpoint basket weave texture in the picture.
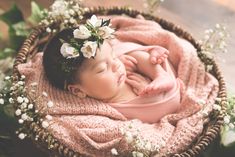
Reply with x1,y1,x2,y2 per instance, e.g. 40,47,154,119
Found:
12,7,227,157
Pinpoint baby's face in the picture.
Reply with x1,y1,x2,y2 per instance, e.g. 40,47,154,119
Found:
77,40,127,101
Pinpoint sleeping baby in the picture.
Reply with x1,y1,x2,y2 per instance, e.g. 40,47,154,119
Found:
43,15,184,123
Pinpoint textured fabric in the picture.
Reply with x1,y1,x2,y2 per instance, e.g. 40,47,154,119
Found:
108,41,182,123
110,78,182,124
17,15,219,157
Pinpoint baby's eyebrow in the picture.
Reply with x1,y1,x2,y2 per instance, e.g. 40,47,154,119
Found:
90,60,105,71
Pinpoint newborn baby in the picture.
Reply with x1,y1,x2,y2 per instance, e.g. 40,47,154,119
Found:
43,16,183,123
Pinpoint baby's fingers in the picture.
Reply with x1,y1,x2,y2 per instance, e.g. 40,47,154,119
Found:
125,78,139,87
125,55,138,64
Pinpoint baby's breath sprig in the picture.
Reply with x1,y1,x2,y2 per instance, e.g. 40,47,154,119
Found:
143,0,165,14
39,0,86,34
222,94,235,130
115,121,165,157
0,74,55,144
198,23,229,71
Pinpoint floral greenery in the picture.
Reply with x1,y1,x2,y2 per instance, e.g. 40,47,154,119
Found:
143,0,165,14
0,0,234,157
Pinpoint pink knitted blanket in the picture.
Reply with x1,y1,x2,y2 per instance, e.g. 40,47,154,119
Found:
18,15,219,157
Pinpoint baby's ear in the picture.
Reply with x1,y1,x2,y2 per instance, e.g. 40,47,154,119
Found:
67,84,87,98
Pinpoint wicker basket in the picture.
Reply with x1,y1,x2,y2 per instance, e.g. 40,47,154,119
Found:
12,7,227,157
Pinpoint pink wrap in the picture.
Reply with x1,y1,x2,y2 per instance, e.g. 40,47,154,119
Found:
18,15,219,157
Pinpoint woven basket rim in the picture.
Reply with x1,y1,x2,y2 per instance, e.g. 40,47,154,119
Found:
12,6,227,157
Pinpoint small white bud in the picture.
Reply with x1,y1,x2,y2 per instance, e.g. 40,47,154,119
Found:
42,91,48,97
23,97,29,103
21,113,28,120
45,115,53,120
18,133,26,139
15,109,22,116
42,121,49,128
4,76,11,80
46,27,52,33
224,115,230,124
111,148,119,155
47,101,54,108
0,98,4,105
229,123,235,129
17,97,24,103
9,98,14,103
18,119,24,124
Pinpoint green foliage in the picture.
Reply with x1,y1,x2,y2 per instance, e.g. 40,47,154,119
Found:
0,48,16,59
28,1,45,25
0,4,24,25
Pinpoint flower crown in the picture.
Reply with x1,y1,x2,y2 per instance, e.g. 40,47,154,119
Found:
60,15,115,59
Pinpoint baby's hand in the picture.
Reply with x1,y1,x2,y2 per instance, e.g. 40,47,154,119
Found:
149,46,169,64
125,72,151,95
119,54,138,72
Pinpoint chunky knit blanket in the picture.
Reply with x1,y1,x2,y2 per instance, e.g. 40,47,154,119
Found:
18,15,219,157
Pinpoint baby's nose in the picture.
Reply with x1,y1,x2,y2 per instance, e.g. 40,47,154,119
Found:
112,59,120,72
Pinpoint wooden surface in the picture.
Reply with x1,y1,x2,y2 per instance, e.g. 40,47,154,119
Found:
0,0,234,92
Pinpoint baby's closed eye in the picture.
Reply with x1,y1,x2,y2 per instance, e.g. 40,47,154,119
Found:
96,63,108,73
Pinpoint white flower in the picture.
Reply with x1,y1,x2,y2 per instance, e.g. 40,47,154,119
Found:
47,101,54,108
42,121,49,128
213,104,221,111
42,91,48,97
15,109,22,116
215,23,221,29
18,133,26,139
111,148,119,155
51,0,68,16
132,151,144,157
4,76,10,80
17,96,24,103
98,26,115,39
197,99,206,105
87,15,102,27
229,123,235,129
45,115,53,120
28,104,34,109
21,75,25,79
21,113,28,120
18,119,24,124
23,97,29,103
0,98,4,105
9,98,14,103
224,115,230,124
20,103,27,109
81,41,98,58
69,9,75,15
60,43,80,59
73,25,91,39
46,27,52,33
125,131,133,143
18,81,24,86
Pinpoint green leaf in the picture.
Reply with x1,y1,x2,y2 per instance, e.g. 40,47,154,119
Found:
9,24,28,50
0,4,24,26
28,1,45,25
12,21,30,37
0,48,16,59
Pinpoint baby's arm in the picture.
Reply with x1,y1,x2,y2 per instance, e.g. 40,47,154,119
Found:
127,50,175,96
